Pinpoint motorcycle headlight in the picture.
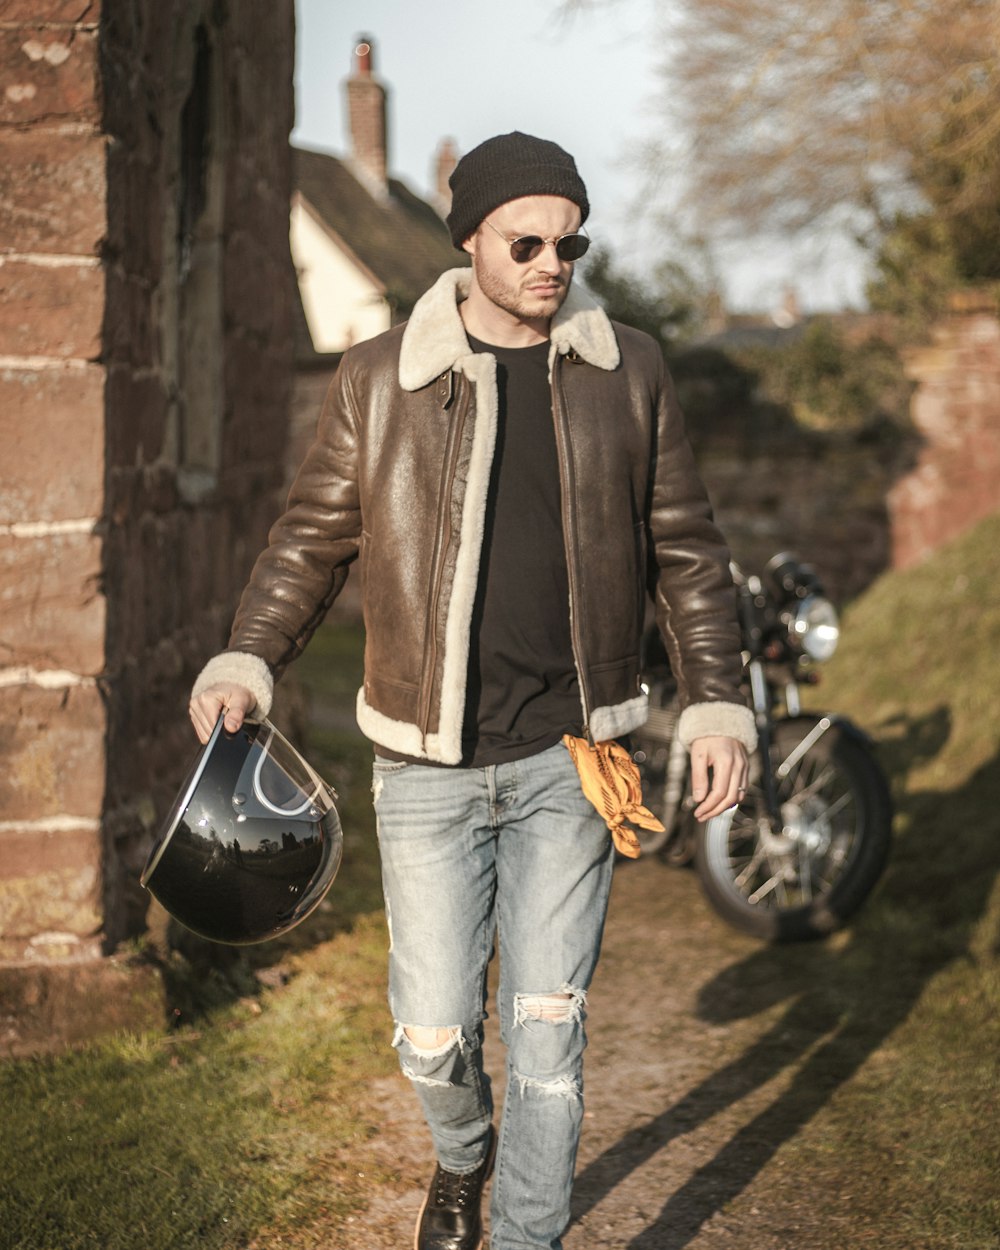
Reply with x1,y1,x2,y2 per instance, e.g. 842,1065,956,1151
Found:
791,594,840,661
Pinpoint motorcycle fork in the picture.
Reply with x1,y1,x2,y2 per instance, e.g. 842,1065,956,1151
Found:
749,659,783,824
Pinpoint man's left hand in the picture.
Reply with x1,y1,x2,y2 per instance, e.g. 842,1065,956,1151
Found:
689,736,750,822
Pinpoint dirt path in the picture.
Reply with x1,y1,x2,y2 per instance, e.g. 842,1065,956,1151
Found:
322,852,858,1249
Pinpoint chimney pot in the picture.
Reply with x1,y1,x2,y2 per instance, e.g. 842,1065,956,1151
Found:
354,38,373,75
346,34,388,196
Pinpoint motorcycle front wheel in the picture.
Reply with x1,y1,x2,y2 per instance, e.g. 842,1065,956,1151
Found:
694,719,892,941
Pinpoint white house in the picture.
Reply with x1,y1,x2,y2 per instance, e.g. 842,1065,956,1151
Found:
290,38,461,354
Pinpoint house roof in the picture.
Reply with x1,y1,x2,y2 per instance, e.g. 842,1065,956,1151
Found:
293,144,465,322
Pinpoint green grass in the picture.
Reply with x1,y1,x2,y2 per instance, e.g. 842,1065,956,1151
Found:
783,512,1000,1246
0,623,394,1250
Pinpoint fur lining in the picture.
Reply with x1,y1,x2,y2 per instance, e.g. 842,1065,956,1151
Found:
548,278,620,371
356,690,431,760
358,346,498,769
398,270,477,391
677,702,757,752
398,268,619,392
191,651,273,719
434,351,499,763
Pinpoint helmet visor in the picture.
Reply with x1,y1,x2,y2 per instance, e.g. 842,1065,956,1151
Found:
141,718,343,945
235,723,336,821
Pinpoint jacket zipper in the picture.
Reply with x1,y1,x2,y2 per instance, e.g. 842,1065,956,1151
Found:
550,355,594,743
417,375,471,734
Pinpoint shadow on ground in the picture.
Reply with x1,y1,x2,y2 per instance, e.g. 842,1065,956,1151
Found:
569,708,1000,1248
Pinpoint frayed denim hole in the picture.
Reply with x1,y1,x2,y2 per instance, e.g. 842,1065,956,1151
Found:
513,1071,582,1101
393,1023,472,1088
513,983,586,1029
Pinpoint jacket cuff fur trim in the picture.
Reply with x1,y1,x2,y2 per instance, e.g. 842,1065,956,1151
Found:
191,651,274,720
677,702,757,752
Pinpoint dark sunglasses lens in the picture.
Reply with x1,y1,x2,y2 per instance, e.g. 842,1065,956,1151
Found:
510,237,544,263
556,234,590,261
508,234,590,263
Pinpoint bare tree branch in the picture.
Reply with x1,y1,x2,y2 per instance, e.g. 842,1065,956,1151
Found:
657,0,1000,236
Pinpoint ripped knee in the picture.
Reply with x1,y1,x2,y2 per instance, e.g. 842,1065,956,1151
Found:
514,984,586,1028
403,1024,461,1053
509,985,587,1101
393,1022,471,1087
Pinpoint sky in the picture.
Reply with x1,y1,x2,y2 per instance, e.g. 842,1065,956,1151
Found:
292,0,868,313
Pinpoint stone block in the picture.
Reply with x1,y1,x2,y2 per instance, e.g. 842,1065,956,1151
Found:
0,363,104,522
0,1,101,23
0,957,165,1059
0,27,99,126
0,129,105,255
0,258,102,359
223,333,292,465
104,142,163,275
0,683,105,821
223,228,292,340
105,369,169,471
0,823,102,939
103,263,156,367
0,529,105,673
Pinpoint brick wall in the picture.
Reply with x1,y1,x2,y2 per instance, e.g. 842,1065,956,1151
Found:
0,1,109,985
0,0,297,1053
888,294,1000,570
679,299,1000,605
699,435,896,605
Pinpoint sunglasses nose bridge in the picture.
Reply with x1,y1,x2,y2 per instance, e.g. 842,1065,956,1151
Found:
532,238,563,268
514,235,585,264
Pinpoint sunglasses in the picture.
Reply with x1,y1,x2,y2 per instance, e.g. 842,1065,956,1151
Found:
482,217,590,264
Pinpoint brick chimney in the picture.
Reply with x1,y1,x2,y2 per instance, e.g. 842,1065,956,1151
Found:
430,137,460,220
346,36,389,196
432,137,459,218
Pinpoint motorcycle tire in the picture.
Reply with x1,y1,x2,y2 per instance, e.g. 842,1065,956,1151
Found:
694,719,892,941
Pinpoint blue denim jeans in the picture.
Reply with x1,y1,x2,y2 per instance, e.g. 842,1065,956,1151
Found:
371,739,615,1250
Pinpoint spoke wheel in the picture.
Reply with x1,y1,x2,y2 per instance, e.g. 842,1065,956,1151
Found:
695,720,892,940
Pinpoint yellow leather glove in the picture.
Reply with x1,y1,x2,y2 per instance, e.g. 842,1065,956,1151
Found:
562,734,665,859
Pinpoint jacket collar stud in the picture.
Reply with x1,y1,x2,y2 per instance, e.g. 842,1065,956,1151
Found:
436,371,454,409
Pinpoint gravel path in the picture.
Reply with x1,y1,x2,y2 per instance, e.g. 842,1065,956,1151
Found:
322,853,855,1249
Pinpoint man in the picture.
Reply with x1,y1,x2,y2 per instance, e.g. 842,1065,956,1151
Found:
190,132,755,1250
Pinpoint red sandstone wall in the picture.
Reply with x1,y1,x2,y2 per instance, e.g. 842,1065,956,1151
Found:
0,0,297,1046
888,298,1000,570
0,1,108,968
98,2,298,949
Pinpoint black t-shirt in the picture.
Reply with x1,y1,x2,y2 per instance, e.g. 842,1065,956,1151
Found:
460,334,583,766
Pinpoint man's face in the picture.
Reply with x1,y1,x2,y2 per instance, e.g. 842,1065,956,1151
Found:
463,195,582,324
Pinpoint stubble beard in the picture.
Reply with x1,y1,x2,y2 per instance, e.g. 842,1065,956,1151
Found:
473,254,573,323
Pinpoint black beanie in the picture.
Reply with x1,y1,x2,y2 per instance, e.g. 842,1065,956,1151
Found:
446,131,590,250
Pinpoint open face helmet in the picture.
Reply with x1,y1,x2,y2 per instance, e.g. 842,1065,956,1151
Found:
141,716,343,945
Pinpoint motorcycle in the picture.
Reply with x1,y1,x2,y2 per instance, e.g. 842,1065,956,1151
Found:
632,553,892,941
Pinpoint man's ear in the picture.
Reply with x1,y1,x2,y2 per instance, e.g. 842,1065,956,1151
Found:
461,230,477,257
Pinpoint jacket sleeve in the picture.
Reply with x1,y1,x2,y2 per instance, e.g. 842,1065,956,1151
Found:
192,356,363,717
648,359,756,751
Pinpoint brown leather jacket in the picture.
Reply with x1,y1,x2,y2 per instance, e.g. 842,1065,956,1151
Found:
193,270,755,764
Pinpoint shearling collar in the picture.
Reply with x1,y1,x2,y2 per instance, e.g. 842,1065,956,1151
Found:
398,267,621,392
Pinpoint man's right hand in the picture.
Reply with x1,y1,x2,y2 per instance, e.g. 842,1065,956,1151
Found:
189,683,255,745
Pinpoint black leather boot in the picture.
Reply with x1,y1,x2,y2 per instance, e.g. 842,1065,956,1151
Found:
414,1125,497,1250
